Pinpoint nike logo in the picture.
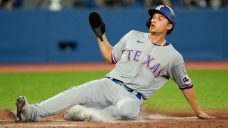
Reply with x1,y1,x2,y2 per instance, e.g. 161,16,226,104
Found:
137,40,144,43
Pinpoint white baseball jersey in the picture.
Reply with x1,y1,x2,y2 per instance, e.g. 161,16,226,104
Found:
106,30,193,99
23,30,193,121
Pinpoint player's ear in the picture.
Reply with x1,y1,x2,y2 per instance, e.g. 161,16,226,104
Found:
166,22,173,31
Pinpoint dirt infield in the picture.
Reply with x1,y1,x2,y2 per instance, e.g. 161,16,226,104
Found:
0,109,228,128
0,61,228,73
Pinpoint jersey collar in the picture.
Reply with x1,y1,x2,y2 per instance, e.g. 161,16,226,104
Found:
146,33,170,46
152,41,170,46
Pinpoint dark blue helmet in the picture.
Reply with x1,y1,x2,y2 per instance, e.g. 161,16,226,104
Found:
147,5,176,34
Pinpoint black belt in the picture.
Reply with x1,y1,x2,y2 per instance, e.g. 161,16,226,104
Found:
106,77,143,100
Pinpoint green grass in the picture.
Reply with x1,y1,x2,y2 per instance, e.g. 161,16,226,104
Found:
0,71,107,110
0,70,228,111
144,70,228,110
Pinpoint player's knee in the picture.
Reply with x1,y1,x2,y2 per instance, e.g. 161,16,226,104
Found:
116,99,140,120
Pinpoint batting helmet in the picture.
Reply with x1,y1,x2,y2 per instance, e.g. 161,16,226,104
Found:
146,5,176,34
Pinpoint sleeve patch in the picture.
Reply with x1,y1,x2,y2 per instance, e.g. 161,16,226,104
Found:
182,75,192,86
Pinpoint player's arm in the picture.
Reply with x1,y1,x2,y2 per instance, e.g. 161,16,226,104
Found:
89,12,113,63
170,62,213,119
97,34,113,63
181,87,214,119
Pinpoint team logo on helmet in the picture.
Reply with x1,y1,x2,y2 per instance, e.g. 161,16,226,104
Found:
156,5,164,10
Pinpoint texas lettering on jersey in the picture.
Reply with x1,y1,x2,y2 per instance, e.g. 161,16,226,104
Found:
126,49,163,77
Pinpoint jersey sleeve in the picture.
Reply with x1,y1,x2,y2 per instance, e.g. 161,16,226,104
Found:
111,31,132,64
169,56,193,90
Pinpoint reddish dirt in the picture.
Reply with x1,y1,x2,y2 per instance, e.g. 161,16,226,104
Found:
0,109,228,128
185,61,228,70
0,63,115,73
0,61,228,73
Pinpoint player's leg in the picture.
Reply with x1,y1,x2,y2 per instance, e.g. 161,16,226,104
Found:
63,98,142,122
98,91,143,120
100,78,143,120
64,104,110,122
63,79,143,121
16,78,112,121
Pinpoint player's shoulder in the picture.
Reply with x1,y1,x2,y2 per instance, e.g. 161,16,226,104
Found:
127,30,145,36
168,44,184,62
124,30,146,40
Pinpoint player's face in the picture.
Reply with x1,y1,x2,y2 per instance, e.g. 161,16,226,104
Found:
150,13,173,34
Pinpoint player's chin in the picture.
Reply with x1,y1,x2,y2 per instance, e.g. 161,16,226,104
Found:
149,26,155,30
149,29,156,33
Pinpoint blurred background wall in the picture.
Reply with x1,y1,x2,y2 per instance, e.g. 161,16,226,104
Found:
0,0,228,63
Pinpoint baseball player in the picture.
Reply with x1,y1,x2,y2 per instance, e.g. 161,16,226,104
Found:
16,5,213,122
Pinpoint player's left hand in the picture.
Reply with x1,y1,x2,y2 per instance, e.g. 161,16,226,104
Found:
89,12,105,41
196,112,214,119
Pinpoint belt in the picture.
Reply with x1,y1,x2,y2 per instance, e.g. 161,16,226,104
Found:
106,77,143,100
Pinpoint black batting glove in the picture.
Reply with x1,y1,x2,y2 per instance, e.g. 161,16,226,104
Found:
89,12,105,41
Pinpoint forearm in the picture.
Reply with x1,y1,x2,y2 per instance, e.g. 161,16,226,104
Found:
89,12,112,63
182,87,203,115
97,34,113,63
